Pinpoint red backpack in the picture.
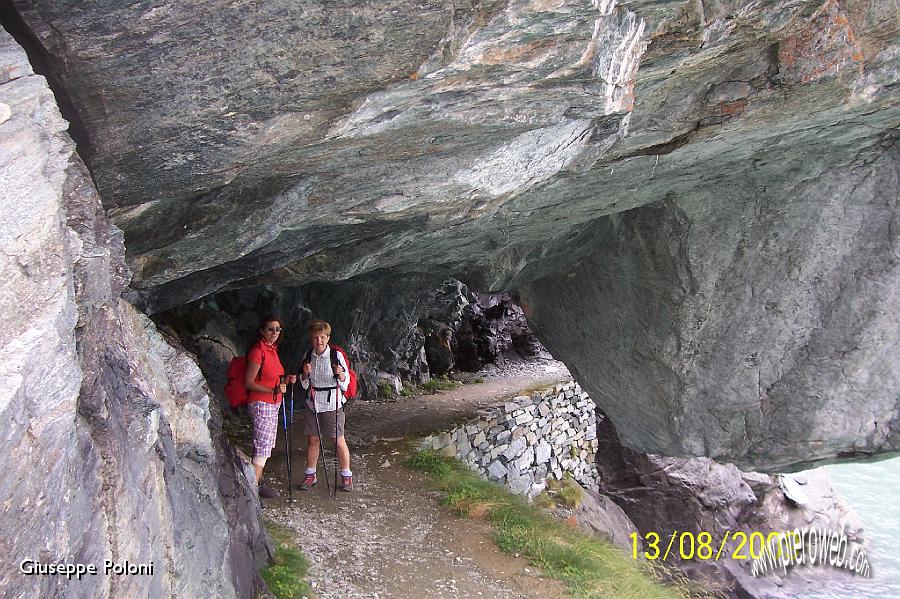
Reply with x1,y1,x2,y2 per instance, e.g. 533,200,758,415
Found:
303,345,358,400
224,351,264,408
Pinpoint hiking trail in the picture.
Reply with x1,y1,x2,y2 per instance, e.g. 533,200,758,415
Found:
235,360,573,598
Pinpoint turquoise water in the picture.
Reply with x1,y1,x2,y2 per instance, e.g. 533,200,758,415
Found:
794,456,900,598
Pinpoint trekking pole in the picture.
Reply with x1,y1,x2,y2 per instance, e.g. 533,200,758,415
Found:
278,376,292,498
333,372,340,500
286,381,294,499
312,405,331,494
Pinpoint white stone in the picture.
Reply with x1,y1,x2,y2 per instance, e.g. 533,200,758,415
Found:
517,447,535,471
514,412,534,425
535,443,552,464
487,460,508,481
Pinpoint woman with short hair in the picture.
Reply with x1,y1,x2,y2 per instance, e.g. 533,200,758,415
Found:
298,319,353,492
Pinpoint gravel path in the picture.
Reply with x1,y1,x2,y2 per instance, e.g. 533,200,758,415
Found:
256,363,572,599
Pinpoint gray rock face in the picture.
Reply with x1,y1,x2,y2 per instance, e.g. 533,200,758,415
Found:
0,31,268,599
592,412,867,598
5,0,898,471
520,144,899,470
574,489,641,552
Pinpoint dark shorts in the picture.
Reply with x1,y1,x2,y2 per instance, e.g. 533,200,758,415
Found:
304,409,345,439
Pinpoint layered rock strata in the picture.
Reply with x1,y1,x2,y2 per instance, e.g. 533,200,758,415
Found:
5,0,898,469
0,31,269,598
420,381,601,497
517,143,899,471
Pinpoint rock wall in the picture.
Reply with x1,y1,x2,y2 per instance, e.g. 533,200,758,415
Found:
420,382,600,498
155,276,548,404
0,30,268,598
5,0,896,472
518,139,900,471
592,413,868,599
422,282,548,375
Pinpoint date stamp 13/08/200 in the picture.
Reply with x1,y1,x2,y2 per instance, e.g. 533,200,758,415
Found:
631,529,871,578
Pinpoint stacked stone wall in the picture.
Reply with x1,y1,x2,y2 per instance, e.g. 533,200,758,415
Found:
421,381,599,498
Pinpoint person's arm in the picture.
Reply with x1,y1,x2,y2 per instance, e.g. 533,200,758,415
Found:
245,360,277,394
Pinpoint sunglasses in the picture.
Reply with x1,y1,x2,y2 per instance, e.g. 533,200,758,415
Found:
265,326,283,333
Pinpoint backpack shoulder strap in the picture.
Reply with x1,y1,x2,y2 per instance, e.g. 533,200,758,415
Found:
329,345,340,377
248,341,265,380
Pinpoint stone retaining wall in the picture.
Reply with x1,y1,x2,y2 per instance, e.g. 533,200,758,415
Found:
420,381,600,498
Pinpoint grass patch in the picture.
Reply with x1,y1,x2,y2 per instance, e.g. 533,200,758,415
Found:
408,450,720,599
377,380,394,399
421,374,461,393
261,521,314,599
541,473,585,508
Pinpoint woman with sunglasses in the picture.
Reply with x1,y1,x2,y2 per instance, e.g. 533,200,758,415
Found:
244,314,297,498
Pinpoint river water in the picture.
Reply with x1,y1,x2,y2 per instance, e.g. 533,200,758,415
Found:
793,456,900,598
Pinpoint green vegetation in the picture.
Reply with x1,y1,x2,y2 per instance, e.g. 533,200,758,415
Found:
408,450,721,599
377,380,394,399
260,521,314,599
537,473,585,509
393,374,480,396
421,374,461,393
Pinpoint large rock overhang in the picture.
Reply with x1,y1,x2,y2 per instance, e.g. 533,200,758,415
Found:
5,0,897,470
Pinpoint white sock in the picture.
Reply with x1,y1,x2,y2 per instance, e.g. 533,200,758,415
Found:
340,469,352,477
305,467,316,475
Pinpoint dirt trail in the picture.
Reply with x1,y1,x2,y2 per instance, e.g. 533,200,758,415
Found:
245,362,572,599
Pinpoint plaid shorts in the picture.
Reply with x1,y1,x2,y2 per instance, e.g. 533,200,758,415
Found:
249,401,280,459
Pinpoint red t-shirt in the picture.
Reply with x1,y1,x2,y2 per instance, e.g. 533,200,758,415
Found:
246,341,285,404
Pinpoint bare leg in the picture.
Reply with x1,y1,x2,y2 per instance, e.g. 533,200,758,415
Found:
306,435,320,471
252,456,268,483
336,436,351,472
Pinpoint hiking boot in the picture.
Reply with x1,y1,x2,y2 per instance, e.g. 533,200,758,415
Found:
298,473,317,491
258,483,278,499
340,475,353,492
